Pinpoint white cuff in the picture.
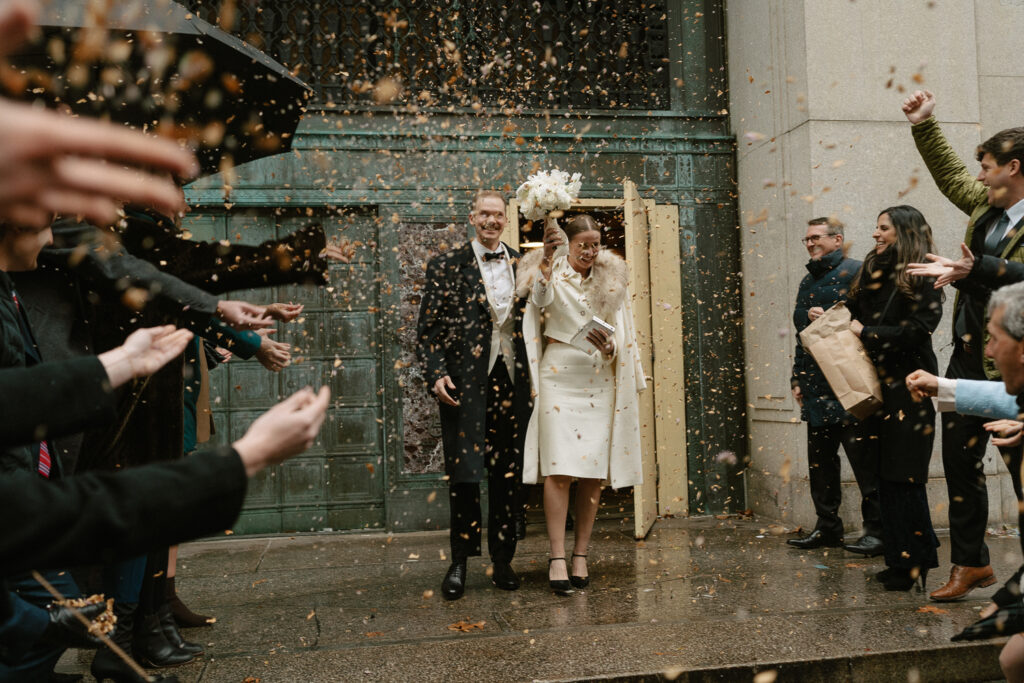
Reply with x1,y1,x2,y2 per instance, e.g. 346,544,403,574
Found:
935,377,958,412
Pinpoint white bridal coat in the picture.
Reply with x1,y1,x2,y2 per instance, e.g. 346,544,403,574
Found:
515,244,647,489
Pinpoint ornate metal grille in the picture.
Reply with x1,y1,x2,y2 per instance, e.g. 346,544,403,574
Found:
183,1,670,109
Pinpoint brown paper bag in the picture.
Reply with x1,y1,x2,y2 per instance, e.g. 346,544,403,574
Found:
798,302,882,420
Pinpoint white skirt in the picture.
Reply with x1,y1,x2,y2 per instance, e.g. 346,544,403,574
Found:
537,342,616,480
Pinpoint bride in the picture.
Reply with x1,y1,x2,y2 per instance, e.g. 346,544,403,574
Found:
515,214,646,594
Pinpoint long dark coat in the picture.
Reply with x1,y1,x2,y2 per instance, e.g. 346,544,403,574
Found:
416,242,532,483
847,259,943,483
792,249,862,426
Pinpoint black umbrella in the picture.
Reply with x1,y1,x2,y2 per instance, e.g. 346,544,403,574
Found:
7,0,312,176
951,602,1024,642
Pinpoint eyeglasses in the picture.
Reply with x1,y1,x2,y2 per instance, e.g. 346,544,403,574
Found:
803,233,838,244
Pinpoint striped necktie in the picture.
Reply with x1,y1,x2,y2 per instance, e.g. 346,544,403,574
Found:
11,291,52,478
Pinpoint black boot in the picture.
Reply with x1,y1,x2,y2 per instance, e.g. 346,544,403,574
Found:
157,602,204,656
132,611,194,668
91,602,181,683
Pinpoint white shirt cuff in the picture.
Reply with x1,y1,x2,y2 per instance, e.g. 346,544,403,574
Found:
935,377,958,412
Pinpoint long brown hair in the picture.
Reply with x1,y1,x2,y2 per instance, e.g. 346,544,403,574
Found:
850,205,936,298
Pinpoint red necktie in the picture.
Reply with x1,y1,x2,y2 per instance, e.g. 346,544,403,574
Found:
11,292,51,478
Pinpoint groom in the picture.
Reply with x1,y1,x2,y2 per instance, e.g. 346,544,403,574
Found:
417,190,533,600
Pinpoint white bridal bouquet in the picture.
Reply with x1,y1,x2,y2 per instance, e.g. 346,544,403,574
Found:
515,169,583,221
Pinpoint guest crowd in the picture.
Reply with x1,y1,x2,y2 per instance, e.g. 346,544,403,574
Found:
788,89,1024,680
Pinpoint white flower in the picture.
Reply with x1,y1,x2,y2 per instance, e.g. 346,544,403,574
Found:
515,168,584,220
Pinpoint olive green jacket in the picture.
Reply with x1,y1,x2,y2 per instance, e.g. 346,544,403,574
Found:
912,115,1024,379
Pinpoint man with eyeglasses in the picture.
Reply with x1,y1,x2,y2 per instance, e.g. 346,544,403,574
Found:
788,217,883,556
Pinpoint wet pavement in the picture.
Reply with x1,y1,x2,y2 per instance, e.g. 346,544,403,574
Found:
60,516,1021,681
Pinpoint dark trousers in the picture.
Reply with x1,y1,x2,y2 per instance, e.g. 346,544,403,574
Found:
807,422,882,538
880,478,939,572
0,570,80,681
943,345,1003,567
449,362,519,563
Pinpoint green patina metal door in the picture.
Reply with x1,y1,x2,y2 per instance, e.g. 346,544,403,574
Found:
184,206,390,534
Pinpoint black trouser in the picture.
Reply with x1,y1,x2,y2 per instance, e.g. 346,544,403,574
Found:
807,422,882,538
943,344,1002,568
880,478,939,571
448,362,519,563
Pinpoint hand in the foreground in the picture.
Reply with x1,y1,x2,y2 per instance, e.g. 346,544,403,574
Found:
807,306,825,322
905,369,940,400
433,375,459,407
984,419,1024,448
323,237,355,263
98,325,194,388
255,329,291,372
907,244,973,288
792,385,803,407
216,300,273,330
849,319,864,337
233,387,331,477
40,601,106,649
264,302,303,322
902,89,935,124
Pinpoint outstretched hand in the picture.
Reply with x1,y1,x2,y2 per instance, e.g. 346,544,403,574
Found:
0,2,197,230
264,302,303,322
323,238,356,263
984,419,1024,448
902,90,935,124
98,325,194,388
255,329,291,372
233,386,331,476
907,243,973,288
216,300,273,330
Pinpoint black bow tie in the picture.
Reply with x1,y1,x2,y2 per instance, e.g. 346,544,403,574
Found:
483,251,505,261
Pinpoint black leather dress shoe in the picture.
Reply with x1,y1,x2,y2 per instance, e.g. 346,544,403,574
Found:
442,561,467,601
786,529,844,549
844,535,884,557
491,561,520,591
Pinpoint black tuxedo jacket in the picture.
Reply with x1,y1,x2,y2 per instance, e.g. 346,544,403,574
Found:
416,241,532,483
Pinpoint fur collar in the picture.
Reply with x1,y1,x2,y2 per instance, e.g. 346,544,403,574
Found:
515,236,629,320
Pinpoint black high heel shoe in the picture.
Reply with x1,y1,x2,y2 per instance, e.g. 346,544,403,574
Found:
548,558,572,595
880,567,929,592
570,553,590,589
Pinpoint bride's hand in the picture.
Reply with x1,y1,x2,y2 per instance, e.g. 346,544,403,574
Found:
587,328,615,359
541,217,563,279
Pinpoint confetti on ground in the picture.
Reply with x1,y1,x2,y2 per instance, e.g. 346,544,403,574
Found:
448,619,486,632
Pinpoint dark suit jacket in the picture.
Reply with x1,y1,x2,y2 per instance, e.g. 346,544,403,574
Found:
416,241,532,483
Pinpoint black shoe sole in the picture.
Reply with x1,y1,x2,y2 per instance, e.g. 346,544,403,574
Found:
844,546,884,557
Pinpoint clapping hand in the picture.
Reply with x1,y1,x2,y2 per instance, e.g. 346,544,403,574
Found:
907,244,974,288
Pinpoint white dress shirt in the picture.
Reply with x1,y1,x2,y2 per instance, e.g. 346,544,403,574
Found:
471,239,515,377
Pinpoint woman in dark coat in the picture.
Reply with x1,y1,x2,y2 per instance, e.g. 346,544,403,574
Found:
847,205,944,591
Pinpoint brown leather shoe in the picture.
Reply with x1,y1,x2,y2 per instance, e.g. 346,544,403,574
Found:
929,564,997,602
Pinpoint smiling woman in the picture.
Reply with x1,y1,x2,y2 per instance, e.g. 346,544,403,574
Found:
515,212,647,594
